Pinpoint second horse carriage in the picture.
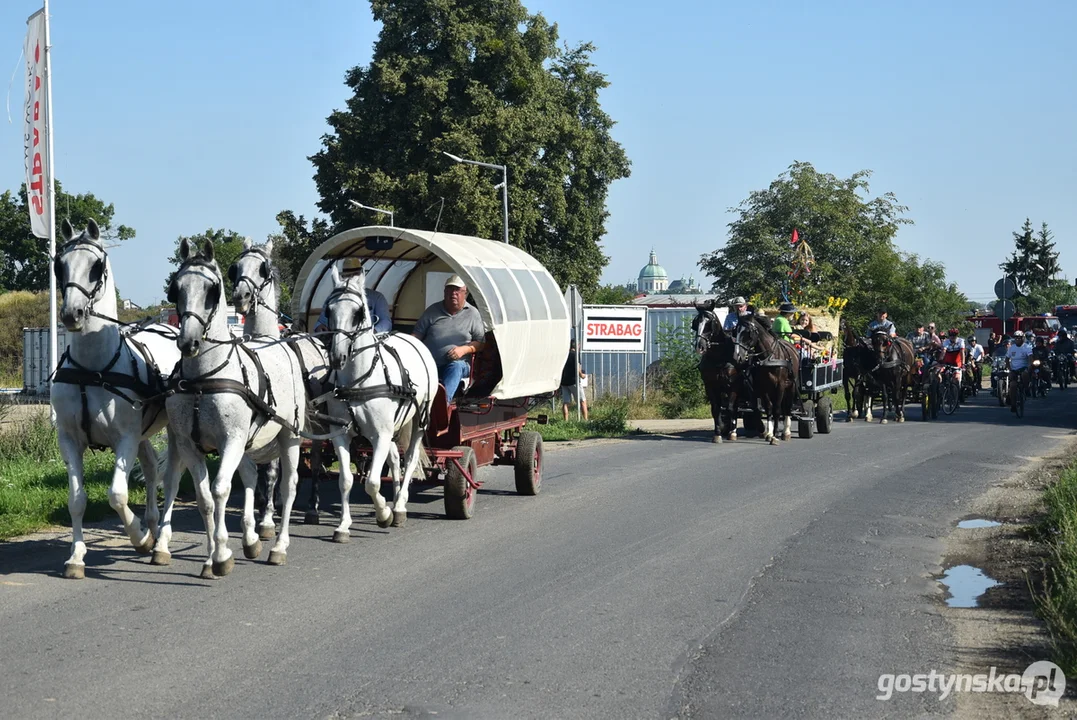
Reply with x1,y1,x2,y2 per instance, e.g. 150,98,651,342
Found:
292,226,569,521
694,302,843,443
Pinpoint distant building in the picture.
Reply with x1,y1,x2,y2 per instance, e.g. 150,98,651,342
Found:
637,249,669,294
121,299,141,311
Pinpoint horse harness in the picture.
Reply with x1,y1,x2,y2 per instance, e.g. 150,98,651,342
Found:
228,246,276,314
320,285,429,432
168,339,302,455
52,336,171,451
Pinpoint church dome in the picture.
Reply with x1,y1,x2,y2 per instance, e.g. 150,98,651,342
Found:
638,250,668,280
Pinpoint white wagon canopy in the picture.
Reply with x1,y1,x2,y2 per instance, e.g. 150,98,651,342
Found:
293,226,571,400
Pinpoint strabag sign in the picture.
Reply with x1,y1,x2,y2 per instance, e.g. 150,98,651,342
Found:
582,306,646,352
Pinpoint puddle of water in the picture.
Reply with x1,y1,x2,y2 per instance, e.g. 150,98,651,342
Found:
958,518,1002,529
940,565,1000,608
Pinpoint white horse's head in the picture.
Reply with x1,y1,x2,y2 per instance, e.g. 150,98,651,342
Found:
56,218,108,331
228,236,276,314
324,264,371,371
168,238,223,358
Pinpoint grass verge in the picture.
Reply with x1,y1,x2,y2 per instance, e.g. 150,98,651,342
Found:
528,396,641,442
1034,457,1077,676
0,412,150,540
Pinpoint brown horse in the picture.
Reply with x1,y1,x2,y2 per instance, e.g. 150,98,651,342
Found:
736,315,800,445
693,304,746,443
841,321,876,420
869,331,917,423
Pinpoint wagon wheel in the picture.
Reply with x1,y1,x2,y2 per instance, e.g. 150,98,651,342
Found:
514,431,543,496
815,395,834,434
445,446,478,520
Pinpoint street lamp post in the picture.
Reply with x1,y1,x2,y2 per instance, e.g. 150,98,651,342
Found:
442,151,509,244
348,199,394,227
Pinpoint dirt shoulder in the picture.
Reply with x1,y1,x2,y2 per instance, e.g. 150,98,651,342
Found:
945,438,1077,717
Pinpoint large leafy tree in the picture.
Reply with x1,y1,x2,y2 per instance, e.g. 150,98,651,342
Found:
163,229,248,298
270,210,333,305
309,0,630,295
700,162,967,332
0,181,135,292
700,162,911,308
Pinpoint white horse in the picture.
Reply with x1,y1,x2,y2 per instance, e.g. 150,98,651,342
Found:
51,218,182,579
323,266,438,537
160,238,308,577
229,236,332,532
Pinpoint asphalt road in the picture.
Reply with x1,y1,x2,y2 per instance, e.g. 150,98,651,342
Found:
2,387,1075,719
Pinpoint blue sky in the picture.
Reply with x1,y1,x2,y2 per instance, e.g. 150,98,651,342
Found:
1,0,1075,308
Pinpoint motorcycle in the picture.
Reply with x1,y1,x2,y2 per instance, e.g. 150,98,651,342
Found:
1056,351,1077,390
1031,358,1050,398
991,356,1009,407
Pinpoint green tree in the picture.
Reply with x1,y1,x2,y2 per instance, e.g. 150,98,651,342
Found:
586,283,634,305
310,0,630,296
163,229,247,298
1000,219,1061,292
271,210,333,304
0,181,135,292
700,162,911,308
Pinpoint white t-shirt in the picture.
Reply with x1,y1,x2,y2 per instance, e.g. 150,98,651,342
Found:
1006,342,1034,370
943,338,965,353
969,344,984,361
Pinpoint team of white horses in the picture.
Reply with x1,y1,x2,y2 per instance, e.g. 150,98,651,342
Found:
51,219,438,579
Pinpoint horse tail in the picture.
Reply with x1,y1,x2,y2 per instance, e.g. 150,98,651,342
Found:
399,416,432,470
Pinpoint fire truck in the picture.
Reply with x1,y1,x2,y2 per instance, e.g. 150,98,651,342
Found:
968,313,1060,345
1054,306,1077,333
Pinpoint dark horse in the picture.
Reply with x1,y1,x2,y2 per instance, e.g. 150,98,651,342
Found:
735,314,800,445
870,330,917,423
842,321,878,421
693,303,746,443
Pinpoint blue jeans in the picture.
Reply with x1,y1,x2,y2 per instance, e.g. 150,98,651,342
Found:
440,360,471,400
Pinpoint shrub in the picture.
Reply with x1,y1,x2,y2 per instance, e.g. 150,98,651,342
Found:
590,396,629,433
654,317,706,418
0,291,51,386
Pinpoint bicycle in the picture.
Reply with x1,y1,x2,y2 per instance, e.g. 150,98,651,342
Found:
941,365,961,415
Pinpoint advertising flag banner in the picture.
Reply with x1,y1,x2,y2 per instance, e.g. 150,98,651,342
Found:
24,9,50,239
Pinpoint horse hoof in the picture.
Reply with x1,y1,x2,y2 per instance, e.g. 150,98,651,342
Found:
391,511,407,528
134,536,154,556
63,563,85,580
212,557,235,577
376,511,394,529
881,419,888,425
712,435,722,444
782,432,791,441
728,434,737,442
898,416,905,423
258,525,275,540
200,564,215,580
769,437,779,446
151,550,172,566
243,540,262,559
268,551,287,566
304,512,320,525
332,531,350,544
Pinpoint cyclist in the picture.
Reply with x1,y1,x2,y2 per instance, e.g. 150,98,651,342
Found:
967,335,985,388
1006,330,1034,412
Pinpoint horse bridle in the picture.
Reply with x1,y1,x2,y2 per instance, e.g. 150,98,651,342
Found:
229,246,275,311
169,257,223,341
54,237,108,316
323,286,377,362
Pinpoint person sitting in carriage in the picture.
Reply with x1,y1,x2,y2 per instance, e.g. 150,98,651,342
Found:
867,308,897,338
723,296,750,331
772,302,796,340
906,322,931,350
413,274,486,400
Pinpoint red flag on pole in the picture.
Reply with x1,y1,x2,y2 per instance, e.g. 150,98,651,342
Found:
791,228,799,245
